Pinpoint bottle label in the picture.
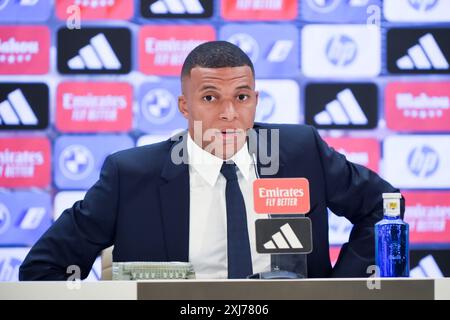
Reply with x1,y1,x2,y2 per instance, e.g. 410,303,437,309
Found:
384,198,401,216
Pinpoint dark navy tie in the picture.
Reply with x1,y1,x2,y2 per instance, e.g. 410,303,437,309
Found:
220,161,253,279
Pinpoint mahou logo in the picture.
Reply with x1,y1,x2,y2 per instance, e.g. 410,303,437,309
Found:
55,0,134,20
139,25,215,75
0,26,50,74
0,138,50,188
324,137,380,172
386,82,450,131
56,82,133,133
221,0,297,20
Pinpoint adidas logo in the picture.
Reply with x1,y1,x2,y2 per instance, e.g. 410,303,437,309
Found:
410,255,444,278
67,33,121,70
314,88,368,125
256,218,312,254
396,33,449,70
149,0,204,14
0,89,37,126
263,223,304,250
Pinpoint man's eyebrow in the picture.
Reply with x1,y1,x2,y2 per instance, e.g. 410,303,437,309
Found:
198,84,253,92
236,85,253,90
199,85,219,91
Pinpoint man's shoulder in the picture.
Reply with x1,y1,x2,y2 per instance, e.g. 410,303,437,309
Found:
108,137,174,169
254,122,316,138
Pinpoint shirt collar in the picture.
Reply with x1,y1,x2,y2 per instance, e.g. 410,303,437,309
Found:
187,133,253,186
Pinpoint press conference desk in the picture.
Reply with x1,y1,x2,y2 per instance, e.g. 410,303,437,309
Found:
1,278,450,300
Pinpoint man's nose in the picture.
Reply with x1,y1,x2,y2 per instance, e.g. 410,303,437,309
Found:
219,100,238,121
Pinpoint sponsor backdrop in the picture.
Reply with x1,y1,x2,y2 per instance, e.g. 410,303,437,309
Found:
0,0,449,281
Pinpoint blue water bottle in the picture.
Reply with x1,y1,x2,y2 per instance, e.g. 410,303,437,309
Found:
375,193,409,277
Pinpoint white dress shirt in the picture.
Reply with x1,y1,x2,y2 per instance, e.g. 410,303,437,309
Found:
187,134,271,279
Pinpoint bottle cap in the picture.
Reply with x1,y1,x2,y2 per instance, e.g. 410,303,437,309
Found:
382,193,401,217
382,193,402,199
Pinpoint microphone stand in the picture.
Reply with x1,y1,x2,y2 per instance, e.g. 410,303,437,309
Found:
250,153,306,279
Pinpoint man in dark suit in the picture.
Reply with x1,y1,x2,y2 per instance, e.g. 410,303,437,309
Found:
20,41,401,280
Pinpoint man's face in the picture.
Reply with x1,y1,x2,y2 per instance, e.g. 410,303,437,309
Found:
178,66,258,159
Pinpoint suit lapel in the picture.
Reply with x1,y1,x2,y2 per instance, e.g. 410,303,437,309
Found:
159,132,190,262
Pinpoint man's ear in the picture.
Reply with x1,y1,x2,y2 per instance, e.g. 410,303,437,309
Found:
178,95,189,119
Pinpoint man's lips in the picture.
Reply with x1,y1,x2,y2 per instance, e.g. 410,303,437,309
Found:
217,129,244,141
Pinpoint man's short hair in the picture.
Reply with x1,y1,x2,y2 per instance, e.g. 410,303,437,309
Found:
181,41,255,78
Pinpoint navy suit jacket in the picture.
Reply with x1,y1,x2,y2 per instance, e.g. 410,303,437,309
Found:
19,123,400,280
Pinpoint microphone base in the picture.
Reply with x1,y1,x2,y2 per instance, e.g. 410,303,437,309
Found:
247,270,305,279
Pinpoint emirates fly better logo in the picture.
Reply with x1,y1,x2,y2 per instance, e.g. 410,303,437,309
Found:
403,191,450,244
0,137,50,188
56,82,133,132
139,25,215,75
221,0,297,20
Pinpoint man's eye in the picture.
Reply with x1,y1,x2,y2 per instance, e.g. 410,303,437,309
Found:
203,95,216,102
237,94,249,101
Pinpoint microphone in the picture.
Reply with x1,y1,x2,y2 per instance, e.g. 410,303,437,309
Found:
249,151,311,279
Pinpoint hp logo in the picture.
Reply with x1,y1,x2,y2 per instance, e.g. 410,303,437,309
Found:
59,144,95,180
255,90,275,122
407,145,439,178
326,35,357,66
408,0,438,11
0,203,10,235
141,88,177,125
227,33,259,62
